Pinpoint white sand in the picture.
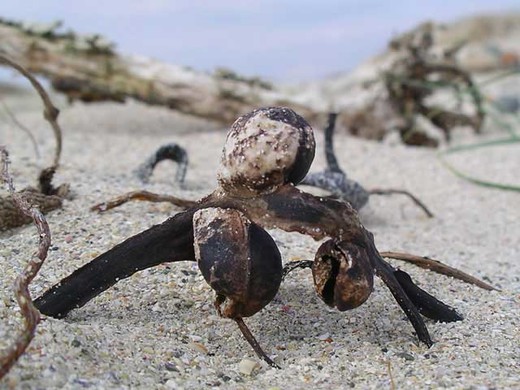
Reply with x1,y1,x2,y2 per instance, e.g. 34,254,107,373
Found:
1,95,519,389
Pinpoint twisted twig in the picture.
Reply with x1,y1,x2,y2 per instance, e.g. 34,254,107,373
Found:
0,147,52,379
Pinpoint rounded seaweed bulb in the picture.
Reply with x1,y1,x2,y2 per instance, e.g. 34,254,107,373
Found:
218,107,316,197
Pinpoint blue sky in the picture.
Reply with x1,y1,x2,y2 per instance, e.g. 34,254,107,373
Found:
2,1,519,82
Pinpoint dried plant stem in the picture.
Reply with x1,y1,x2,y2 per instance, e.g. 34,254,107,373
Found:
282,260,313,280
0,55,62,169
0,98,40,158
90,190,197,213
302,112,433,217
380,251,497,291
0,21,317,125
387,359,396,390
0,55,68,231
369,188,434,217
0,147,52,380
235,318,280,369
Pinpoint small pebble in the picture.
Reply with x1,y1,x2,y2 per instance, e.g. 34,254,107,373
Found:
238,359,259,375
188,341,209,355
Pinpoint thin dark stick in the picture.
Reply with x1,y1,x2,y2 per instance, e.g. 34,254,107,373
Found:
282,260,313,280
90,190,197,213
0,147,51,379
235,317,280,369
380,251,497,291
369,189,434,218
301,112,432,217
299,111,370,210
324,112,341,173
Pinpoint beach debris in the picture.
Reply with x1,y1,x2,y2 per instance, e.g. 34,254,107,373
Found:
238,358,260,375
0,98,40,158
0,187,67,231
34,107,494,369
91,113,431,217
301,112,433,215
90,143,191,212
0,147,52,379
134,143,188,185
383,23,485,146
0,18,317,124
0,55,69,231
90,190,196,213
0,55,65,378
338,22,486,147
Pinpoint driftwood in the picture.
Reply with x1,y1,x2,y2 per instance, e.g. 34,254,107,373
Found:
0,18,319,125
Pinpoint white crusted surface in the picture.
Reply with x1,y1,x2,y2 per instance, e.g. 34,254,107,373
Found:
0,93,519,389
218,108,315,196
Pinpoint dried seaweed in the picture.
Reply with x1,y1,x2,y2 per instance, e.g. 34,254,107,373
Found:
0,54,69,231
301,113,433,216
0,147,52,379
134,143,188,185
383,24,485,146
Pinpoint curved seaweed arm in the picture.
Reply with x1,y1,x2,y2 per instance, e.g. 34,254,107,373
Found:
34,210,196,318
0,148,51,379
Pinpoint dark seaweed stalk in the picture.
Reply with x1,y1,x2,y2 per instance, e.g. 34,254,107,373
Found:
301,113,433,216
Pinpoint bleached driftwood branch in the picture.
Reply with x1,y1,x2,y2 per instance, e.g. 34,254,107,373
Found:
0,18,319,124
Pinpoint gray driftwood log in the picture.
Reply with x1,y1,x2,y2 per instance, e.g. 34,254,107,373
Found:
0,18,319,124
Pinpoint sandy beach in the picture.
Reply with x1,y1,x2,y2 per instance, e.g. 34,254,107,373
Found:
1,92,519,389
